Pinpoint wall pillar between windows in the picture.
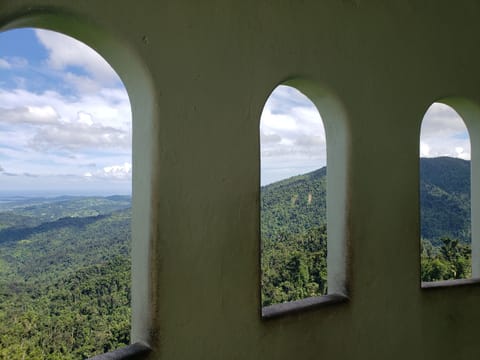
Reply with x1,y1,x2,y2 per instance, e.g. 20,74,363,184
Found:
450,98,480,278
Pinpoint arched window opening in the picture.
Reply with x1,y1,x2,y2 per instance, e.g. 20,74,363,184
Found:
260,84,328,309
0,28,133,358
420,102,472,284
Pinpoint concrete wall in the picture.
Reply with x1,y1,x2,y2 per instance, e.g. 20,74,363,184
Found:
1,1,480,359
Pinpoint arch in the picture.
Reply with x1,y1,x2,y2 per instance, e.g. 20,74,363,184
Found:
419,98,480,285
259,79,350,318
0,10,157,349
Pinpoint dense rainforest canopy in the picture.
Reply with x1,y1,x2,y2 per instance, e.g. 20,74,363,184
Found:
0,196,131,359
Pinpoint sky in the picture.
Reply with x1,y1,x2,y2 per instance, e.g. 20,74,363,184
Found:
261,87,471,185
260,86,326,185
419,103,470,160
0,28,131,195
0,29,471,193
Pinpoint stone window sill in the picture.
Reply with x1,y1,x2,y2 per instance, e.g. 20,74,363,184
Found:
422,278,480,289
262,293,348,319
88,342,151,360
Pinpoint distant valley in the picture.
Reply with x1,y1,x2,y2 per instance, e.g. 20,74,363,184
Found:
0,195,132,359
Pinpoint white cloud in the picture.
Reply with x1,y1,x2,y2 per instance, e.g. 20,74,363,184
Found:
295,134,324,147
420,141,430,157
77,111,94,126
0,58,11,69
0,105,59,125
0,57,29,71
260,85,326,184
0,88,131,150
260,131,281,145
35,29,119,85
260,88,325,149
102,162,132,179
0,164,4,172
0,87,131,189
420,103,470,160
83,162,132,180
260,86,325,157
1,161,131,183
0,87,131,130
261,110,298,131
29,121,130,151
420,103,468,136
63,72,102,94
455,147,470,160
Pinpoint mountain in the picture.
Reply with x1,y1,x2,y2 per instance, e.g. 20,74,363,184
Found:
261,157,471,245
261,167,326,241
260,157,472,303
420,157,470,244
261,168,327,306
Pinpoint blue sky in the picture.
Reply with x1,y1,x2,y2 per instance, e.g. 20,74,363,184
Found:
0,28,131,195
0,29,471,193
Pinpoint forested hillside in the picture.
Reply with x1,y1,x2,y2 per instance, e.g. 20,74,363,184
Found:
261,157,473,306
261,157,472,249
0,196,131,359
419,157,472,281
261,167,326,238
420,157,470,244
261,168,327,306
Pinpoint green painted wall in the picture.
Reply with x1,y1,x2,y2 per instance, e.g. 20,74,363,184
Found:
1,1,480,359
